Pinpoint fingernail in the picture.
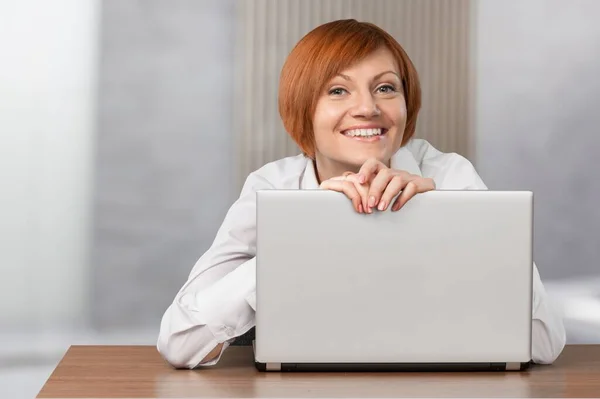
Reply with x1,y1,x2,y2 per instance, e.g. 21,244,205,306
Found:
359,175,365,184
378,201,386,211
358,204,363,213
369,196,376,207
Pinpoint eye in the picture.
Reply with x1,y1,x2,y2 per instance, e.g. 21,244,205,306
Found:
376,84,397,94
328,87,348,96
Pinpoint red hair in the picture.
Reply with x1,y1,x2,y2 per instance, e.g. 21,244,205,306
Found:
278,19,422,159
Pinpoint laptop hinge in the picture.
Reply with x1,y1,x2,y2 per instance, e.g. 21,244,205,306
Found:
266,362,281,371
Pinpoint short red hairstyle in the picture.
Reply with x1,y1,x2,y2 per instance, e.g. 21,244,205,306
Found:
278,19,422,159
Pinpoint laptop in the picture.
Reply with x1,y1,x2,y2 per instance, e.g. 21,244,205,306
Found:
254,189,533,372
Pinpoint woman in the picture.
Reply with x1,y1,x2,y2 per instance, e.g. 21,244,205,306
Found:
157,19,566,368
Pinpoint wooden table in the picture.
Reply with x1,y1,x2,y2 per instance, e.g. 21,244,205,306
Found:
37,345,600,398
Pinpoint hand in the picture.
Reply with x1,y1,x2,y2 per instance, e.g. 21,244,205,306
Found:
356,158,436,213
319,173,369,213
201,342,224,363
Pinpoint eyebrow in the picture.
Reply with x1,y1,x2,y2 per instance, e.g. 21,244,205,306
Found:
337,70,401,81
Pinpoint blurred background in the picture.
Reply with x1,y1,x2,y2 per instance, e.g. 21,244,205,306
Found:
1,0,599,397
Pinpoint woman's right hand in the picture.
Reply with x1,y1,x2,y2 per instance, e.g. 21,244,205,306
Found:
319,173,368,213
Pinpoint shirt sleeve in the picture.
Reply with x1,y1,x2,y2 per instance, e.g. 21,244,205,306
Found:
156,173,271,369
427,153,567,364
530,262,567,364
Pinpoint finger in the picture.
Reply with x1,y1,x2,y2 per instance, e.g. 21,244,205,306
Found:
392,180,418,211
366,168,394,210
357,158,385,184
320,179,363,213
392,178,436,211
323,173,369,211
378,175,405,211
343,173,371,212
339,180,365,213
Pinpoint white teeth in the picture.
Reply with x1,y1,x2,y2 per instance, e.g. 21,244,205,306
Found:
344,128,383,137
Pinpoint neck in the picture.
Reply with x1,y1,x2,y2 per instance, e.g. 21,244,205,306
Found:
313,160,356,185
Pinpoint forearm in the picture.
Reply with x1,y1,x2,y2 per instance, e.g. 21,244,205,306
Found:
157,257,257,368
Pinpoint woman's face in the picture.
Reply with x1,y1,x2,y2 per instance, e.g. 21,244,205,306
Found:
312,47,407,178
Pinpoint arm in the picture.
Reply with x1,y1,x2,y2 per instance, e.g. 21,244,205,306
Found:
429,153,567,364
530,263,566,364
157,173,270,369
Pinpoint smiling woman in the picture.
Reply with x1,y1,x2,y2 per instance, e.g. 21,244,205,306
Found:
276,21,435,213
279,21,420,164
276,21,436,213
157,19,566,369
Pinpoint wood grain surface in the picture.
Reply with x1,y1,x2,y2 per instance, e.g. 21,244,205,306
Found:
37,345,600,398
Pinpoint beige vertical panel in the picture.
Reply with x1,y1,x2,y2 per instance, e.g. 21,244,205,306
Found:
235,0,473,189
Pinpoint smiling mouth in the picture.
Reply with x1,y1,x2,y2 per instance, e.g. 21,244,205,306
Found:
341,128,388,141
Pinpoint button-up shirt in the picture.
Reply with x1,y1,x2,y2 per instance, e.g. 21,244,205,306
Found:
157,138,567,369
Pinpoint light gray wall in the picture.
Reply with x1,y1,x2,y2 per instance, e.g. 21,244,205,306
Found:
92,0,237,329
475,0,600,281
0,0,98,332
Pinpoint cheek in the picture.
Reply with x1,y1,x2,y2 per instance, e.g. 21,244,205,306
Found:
313,103,346,136
384,100,407,125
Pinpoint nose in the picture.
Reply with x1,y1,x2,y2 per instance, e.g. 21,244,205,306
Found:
350,91,381,118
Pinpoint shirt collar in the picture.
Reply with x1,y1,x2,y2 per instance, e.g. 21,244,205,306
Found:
300,158,320,189
390,145,423,178
300,145,422,190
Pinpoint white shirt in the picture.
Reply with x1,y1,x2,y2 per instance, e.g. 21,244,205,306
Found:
157,138,566,369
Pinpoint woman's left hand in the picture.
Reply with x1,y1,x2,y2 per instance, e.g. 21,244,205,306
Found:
351,158,436,213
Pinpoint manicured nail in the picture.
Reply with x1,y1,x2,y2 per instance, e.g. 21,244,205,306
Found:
378,201,386,211
369,196,376,207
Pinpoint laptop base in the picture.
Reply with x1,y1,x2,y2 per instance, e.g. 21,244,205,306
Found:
254,360,531,372
252,342,531,372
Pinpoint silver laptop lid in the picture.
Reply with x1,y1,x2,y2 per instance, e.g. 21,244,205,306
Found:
255,190,533,364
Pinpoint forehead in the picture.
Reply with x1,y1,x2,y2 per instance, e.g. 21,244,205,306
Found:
336,47,400,77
